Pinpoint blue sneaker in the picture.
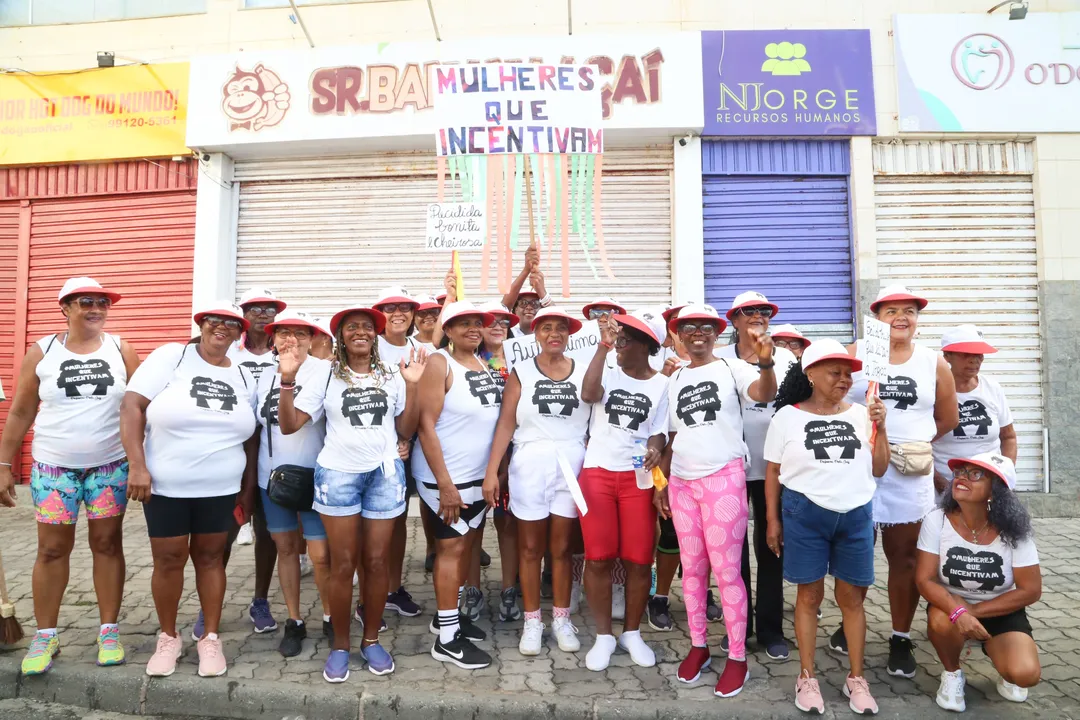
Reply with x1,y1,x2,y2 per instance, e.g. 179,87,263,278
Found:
249,598,278,634
362,642,395,676
385,587,422,617
191,610,205,641
323,649,350,683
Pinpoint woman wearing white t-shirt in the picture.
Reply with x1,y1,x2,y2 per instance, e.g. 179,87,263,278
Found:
121,302,258,680
932,325,1016,493
763,339,890,715
916,453,1041,712
656,304,777,699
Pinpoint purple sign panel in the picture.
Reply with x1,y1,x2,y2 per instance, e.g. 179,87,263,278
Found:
702,30,877,136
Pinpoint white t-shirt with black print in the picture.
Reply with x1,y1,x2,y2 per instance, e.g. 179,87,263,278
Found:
301,364,406,475
32,333,128,469
512,358,591,446
584,366,669,472
847,340,938,444
127,343,257,498
378,336,422,370
764,403,875,513
917,508,1039,604
667,358,759,480
932,375,1014,478
228,341,277,383
254,357,329,491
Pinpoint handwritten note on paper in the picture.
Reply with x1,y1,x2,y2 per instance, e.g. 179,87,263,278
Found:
425,202,486,251
863,316,891,384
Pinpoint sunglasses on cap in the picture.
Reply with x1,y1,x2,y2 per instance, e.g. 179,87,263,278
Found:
244,304,279,317
203,315,243,330
678,322,719,336
379,303,415,314
588,307,618,319
71,296,112,309
735,306,773,319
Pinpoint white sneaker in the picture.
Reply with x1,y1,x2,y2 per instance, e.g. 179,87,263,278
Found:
519,618,544,656
569,581,582,614
299,554,314,578
586,634,617,671
997,678,1029,703
236,522,254,546
552,616,581,652
611,583,626,621
618,630,656,668
936,669,966,712
352,571,359,587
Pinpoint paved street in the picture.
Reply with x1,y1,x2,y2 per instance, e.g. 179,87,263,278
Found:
0,503,1077,719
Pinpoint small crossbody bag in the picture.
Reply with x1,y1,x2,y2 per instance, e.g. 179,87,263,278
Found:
264,375,316,512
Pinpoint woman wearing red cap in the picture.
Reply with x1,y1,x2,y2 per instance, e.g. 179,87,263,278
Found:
0,277,138,676
121,302,259,680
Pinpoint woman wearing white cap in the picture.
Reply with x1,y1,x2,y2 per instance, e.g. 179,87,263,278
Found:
0,277,138,675
275,304,426,682
579,308,669,671
412,296,442,353
483,307,592,656
771,325,809,361
830,285,959,679
121,301,259,680
253,311,333,658
764,339,890,715
658,303,777,698
916,453,1041,711
309,317,335,360
230,287,287,382
932,326,1016,495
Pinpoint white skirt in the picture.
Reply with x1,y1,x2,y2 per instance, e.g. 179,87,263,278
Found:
872,464,935,526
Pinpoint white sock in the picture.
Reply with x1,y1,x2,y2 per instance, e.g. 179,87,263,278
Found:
100,623,118,634
438,609,459,644
652,594,668,601
37,628,57,637
892,630,911,640
586,633,617,671
206,632,218,641
292,619,304,626
619,629,656,667
458,586,464,603
323,614,331,623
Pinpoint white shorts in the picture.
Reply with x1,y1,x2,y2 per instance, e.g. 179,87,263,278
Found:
508,441,585,522
872,464,935,526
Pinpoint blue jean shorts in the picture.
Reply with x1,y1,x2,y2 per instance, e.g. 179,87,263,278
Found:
781,489,874,588
313,459,406,520
258,487,327,540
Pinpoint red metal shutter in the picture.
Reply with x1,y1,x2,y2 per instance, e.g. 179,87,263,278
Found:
0,203,22,473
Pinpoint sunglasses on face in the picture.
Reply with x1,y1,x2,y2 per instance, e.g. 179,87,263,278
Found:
614,335,629,348
379,303,415,315
245,304,278,317
73,296,112,309
516,299,540,310
416,310,440,321
588,308,618,319
678,322,719,336
490,318,512,328
204,315,243,331
736,306,773,319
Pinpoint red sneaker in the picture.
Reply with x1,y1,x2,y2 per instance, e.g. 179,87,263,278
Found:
677,646,712,683
714,658,749,698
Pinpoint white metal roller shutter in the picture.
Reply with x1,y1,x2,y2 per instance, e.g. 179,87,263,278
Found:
234,147,672,319
874,174,1044,491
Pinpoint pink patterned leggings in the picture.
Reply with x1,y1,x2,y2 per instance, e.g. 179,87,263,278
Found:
669,459,750,659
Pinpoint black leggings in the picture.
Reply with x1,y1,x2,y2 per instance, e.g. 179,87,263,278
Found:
657,516,680,555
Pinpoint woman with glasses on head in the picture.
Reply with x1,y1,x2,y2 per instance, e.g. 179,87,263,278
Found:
121,302,258,680
0,277,138,676
771,325,809,361
916,453,1041,712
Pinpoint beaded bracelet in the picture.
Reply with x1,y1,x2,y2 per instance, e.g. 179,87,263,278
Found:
949,606,968,624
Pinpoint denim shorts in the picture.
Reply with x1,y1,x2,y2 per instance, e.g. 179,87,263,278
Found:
781,489,874,588
259,487,327,540
313,459,406,520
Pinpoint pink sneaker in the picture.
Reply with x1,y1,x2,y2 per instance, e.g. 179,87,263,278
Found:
795,669,825,714
197,634,227,677
844,675,879,715
145,632,183,677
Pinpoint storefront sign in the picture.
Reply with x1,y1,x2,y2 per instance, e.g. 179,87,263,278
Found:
0,63,190,165
701,30,876,136
895,14,1080,132
425,202,485,250
434,64,603,156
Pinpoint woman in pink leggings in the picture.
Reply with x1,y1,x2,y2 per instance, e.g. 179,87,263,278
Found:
656,304,778,698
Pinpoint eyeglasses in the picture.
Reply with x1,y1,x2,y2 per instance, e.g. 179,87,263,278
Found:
203,315,243,330
735,306,773,319
774,339,804,350
416,310,440,321
73,296,112,309
379,303,415,315
244,304,278,317
515,299,540,310
678,322,719,336
588,308,618,319
274,327,311,339
614,336,629,348
953,466,987,481
491,318,512,328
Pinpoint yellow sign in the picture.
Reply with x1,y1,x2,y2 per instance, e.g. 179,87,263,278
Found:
0,63,189,166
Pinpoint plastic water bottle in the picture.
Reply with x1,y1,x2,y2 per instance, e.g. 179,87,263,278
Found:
632,442,652,490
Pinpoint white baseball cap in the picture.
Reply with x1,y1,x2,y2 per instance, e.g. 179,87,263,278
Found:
582,297,626,319
771,324,808,343
940,324,997,355
414,295,441,312
441,300,495,328
948,452,1017,491
801,338,861,372
870,284,927,314
373,286,416,309
264,309,321,336
614,308,667,346
238,287,286,312
726,291,779,320
311,316,334,339
479,300,520,328
668,303,727,335
532,306,583,334
58,276,121,305
193,300,250,331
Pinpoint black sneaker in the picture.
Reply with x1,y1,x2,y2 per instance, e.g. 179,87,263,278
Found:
647,596,673,631
480,549,491,568
323,619,334,647
540,569,553,599
499,587,522,622
431,630,492,669
887,635,917,678
354,603,388,632
829,624,849,655
425,552,435,573
429,613,487,642
706,590,723,622
278,619,306,658
386,586,422,617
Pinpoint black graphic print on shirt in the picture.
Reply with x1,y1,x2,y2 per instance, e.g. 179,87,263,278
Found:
261,385,302,426
954,399,992,438
605,389,653,432
942,546,1006,592
190,377,239,412
341,386,390,427
465,370,502,407
56,358,115,398
240,361,274,382
803,420,862,461
531,379,580,417
675,382,721,427
879,375,918,411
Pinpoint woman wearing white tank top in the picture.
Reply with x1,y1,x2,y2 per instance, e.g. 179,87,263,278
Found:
0,277,139,675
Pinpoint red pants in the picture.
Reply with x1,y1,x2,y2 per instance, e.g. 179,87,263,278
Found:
578,467,656,566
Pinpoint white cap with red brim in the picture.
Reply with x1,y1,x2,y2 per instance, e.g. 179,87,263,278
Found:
194,301,250,331
870,284,928,314
532,307,583,335
948,452,1017,491
582,297,626,319
441,300,495,328
479,300,520,328
330,305,387,336
668,304,727,335
614,308,667,346
771,324,808,343
58,276,122,305
265,310,322,336
373,286,416,309
238,287,287,312
801,338,861,372
414,295,441,312
726,291,779,321
940,324,997,355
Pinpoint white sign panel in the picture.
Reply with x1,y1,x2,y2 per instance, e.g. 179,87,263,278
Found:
503,319,601,368
862,316,891,384
425,202,485,250
894,13,1080,132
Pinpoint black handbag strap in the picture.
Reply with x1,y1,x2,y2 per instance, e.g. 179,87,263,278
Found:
266,374,275,462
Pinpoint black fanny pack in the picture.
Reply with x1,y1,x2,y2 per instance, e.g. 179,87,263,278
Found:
265,375,315,512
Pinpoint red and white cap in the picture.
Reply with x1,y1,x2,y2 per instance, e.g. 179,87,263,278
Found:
668,304,727,335
582,296,626,319
479,300,520,328
414,295,442,312
801,338,861,372
58,276,121,305
662,302,692,322
311,316,334,339
948,451,1017,491
330,305,387,336
238,287,287,312
940,324,997,355
193,301,250,331
614,308,667,346
434,292,448,304
870,284,928,314
441,300,495,328
771,324,808,343
726,291,779,321
265,310,322,336
532,306,583,335
373,286,417,309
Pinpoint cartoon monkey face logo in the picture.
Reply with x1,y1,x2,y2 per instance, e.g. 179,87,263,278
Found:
222,64,291,132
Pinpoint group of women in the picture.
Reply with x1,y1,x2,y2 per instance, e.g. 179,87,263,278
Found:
0,266,1043,715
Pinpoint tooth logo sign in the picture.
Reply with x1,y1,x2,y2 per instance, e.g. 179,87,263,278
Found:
951,33,1014,90
760,42,812,76
222,64,291,132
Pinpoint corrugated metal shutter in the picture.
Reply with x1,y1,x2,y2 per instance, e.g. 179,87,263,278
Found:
234,147,673,317
0,204,21,471
874,174,1043,491
702,175,854,341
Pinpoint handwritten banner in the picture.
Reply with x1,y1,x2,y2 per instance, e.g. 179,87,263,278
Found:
503,319,601,368
426,202,486,251
433,64,603,156
862,315,891,383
